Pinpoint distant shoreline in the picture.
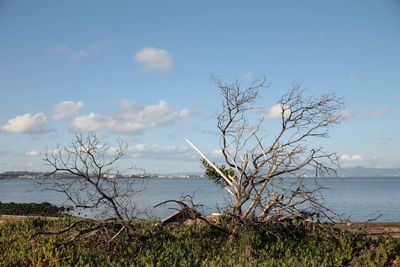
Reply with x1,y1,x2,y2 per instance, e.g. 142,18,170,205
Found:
1,167,400,179
1,174,400,180
0,172,204,180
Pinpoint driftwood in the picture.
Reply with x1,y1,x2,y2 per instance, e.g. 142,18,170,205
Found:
155,196,213,227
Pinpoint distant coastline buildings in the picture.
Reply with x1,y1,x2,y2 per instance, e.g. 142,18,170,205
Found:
0,171,202,180
1,167,400,179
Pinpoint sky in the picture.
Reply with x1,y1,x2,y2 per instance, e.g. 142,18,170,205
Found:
0,0,399,173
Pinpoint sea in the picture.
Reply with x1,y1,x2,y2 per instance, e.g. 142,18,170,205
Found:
0,177,399,222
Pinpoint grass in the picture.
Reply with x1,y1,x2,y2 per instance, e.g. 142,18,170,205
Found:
1,216,399,266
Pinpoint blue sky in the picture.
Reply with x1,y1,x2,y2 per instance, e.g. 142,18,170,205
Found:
0,0,399,173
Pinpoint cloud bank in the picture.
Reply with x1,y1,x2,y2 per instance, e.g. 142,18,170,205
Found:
128,144,196,161
71,100,191,134
1,99,190,135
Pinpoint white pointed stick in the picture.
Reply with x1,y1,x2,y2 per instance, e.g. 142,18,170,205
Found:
185,139,235,196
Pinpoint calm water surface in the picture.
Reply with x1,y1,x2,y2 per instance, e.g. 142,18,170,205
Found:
0,177,399,221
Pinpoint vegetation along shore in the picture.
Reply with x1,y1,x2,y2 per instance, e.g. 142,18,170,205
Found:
0,202,399,266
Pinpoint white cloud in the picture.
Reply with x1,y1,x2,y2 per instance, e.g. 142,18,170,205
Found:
134,47,173,72
210,149,225,161
25,150,40,157
71,113,110,132
110,100,190,134
1,113,48,134
351,154,363,161
52,101,83,120
340,154,363,161
128,144,196,161
263,103,291,120
340,107,391,120
179,109,192,117
56,41,111,61
339,155,399,169
71,100,191,134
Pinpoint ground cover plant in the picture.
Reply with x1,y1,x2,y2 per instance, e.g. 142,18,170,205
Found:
0,202,72,217
1,217,399,266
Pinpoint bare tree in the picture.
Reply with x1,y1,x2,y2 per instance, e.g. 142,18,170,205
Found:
188,77,344,223
43,134,143,221
34,134,143,245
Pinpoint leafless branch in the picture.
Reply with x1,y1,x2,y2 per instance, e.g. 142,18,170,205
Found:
34,133,145,245
197,78,344,223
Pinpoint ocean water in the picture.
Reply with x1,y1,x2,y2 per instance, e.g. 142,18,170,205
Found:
0,177,399,222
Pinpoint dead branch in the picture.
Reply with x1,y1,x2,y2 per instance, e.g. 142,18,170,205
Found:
194,77,344,224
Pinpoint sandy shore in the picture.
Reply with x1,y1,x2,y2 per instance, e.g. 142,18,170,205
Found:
336,222,400,238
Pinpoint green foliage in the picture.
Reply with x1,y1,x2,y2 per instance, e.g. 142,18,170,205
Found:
1,217,399,266
201,159,235,188
0,202,73,217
